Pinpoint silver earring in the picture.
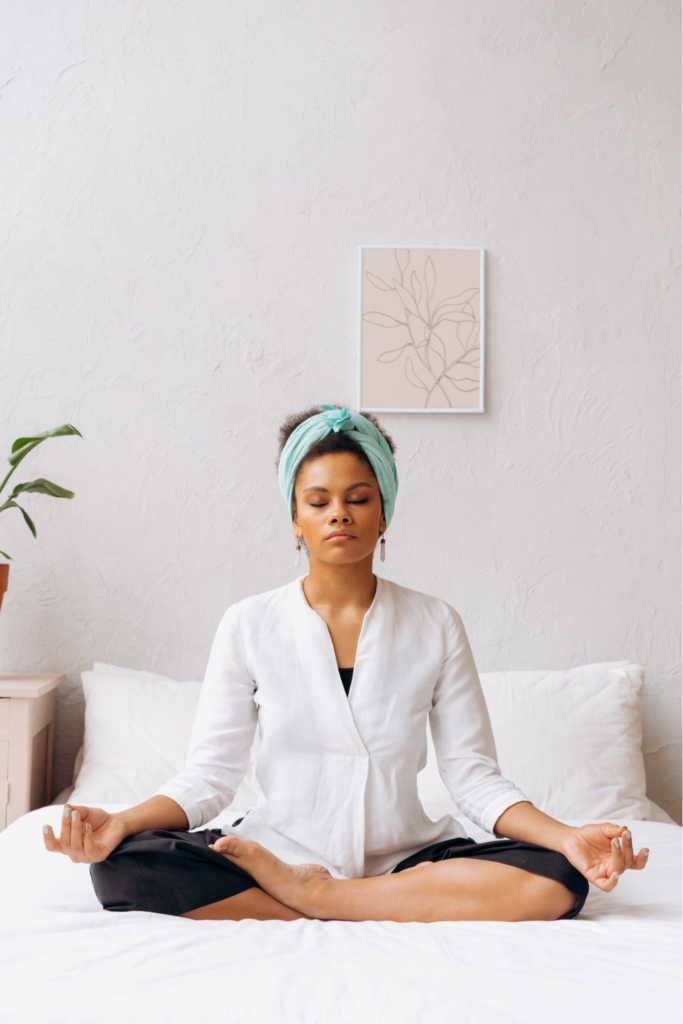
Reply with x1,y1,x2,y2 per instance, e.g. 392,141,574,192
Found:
380,532,386,562
294,536,302,568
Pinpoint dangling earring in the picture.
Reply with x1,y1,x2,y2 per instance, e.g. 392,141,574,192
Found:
380,532,386,562
294,535,302,568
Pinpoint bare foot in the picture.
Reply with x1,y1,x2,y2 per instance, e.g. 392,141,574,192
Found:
209,836,334,916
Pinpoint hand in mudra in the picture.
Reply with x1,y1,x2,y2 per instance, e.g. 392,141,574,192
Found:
42,805,128,863
561,823,649,891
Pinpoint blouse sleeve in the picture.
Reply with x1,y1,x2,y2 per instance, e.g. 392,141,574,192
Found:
151,600,258,830
428,602,530,835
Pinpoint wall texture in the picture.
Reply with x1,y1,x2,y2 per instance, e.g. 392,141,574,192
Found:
0,0,680,823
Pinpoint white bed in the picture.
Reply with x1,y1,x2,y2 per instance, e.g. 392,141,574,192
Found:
1,806,680,1024
0,658,680,1023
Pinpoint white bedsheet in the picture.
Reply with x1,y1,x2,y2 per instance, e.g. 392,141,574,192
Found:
1,805,680,1024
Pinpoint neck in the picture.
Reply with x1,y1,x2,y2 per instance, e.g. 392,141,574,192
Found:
301,555,377,612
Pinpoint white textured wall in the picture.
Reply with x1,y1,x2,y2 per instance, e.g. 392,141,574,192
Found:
0,1,680,823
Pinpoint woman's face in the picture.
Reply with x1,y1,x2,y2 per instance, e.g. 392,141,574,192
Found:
292,452,386,566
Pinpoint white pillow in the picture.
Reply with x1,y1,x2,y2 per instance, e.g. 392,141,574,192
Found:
418,659,653,824
70,662,261,814
71,661,176,785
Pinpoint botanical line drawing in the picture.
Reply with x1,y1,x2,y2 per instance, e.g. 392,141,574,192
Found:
362,249,481,408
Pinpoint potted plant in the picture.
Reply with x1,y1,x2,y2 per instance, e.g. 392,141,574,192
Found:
0,424,82,612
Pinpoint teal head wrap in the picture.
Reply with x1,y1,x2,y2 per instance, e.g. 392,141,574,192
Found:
278,404,399,529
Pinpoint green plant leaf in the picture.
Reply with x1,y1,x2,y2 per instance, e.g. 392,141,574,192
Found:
0,550,12,559
0,499,38,538
18,504,37,538
6,478,75,500
8,424,83,470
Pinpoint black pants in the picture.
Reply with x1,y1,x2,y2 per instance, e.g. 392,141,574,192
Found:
90,825,589,920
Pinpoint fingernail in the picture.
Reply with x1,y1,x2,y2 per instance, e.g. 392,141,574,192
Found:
63,806,71,819
43,826,49,834
84,823,90,831
614,838,621,848
625,831,631,839
644,850,649,857
71,810,78,821
614,873,620,879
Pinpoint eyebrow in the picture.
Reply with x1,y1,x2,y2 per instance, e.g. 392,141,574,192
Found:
302,482,373,494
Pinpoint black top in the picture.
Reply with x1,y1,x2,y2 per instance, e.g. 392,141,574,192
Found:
338,666,354,697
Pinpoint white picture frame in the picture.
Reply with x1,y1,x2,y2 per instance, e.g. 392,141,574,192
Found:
358,245,485,413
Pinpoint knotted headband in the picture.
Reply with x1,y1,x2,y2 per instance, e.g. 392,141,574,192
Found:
278,404,399,529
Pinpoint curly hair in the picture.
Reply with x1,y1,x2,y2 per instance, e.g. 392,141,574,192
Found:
275,403,397,522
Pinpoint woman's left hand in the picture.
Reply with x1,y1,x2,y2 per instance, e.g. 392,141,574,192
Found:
560,822,650,891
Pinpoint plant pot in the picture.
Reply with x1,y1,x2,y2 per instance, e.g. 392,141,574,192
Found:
0,563,8,612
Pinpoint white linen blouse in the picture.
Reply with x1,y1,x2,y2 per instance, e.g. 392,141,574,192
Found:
153,573,530,879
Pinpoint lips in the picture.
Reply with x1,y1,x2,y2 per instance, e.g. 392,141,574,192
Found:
326,533,356,540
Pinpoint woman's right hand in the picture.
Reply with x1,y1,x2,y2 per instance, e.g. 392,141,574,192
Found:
42,804,129,863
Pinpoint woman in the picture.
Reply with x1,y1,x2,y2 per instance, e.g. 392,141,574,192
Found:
43,403,649,922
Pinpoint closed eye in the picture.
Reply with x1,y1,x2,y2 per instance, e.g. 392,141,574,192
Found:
309,500,368,507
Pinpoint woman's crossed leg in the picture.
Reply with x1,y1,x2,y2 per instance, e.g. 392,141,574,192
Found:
182,836,576,923
180,886,313,921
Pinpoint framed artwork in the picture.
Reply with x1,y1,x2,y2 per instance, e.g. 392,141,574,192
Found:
358,246,485,413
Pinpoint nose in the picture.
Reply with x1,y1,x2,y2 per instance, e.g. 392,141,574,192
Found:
330,503,350,524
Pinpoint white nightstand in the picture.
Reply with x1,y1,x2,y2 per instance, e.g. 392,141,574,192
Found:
0,674,64,832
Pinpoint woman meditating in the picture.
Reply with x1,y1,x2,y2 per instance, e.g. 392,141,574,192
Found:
43,403,649,922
